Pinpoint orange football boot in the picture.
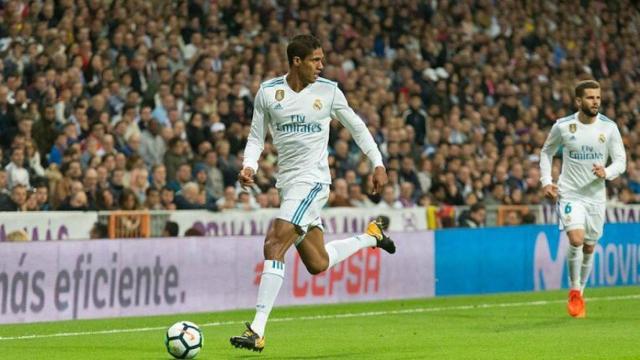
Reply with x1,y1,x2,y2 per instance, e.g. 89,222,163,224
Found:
567,289,585,318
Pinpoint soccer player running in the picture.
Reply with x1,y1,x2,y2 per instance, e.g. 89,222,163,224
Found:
540,80,626,318
230,34,396,352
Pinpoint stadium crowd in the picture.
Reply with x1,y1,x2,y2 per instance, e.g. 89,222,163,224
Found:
0,0,639,227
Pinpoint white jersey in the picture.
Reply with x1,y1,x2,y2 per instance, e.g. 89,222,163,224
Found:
243,75,383,188
540,112,626,203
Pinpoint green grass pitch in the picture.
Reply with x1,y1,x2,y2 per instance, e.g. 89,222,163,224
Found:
1,286,639,359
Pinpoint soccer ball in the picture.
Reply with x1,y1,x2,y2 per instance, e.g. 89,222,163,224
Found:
165,321,203,359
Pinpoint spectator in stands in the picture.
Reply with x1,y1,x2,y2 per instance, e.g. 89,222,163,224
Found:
33,105,57,159
5,147,29,189
255,192,269,208
193,163,209,194
459,203,486,228
83,168,99,209
0,169,8,196
522,212,537,225
399,157,421,195
139,117,166,166
161,186,177,210
90,222,109,240
58,191,89,211
119,188,140,211
185,227,205,236
34,182,50,211
484,183,507,206
167,162,192,193
25,139,45,177
95,166,110,191
164,137,186,182
51,160,82,209
504,211,522,227
96,188,117,211
6,229,29,242
377,184,402,209
0,85,16,148
348,183,374,208
149,164,167,192
328,179,351,207
144,188,162,210
175,181,214,210
398,182,417,208
129,167,149,204
216,186,237,210
416,158,432,195
507,163,526,192
163,221,180,237
237,190,259,211
0,0,634,230
215,139,239,188
0,184,27,211
508,188,525,206
403,95,428,146
203,149,224,199
109,168,126,200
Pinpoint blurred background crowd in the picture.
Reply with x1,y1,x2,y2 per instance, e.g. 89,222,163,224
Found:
0,0,639,227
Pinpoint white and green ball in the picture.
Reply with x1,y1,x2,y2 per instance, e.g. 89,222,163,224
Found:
165,321,203,359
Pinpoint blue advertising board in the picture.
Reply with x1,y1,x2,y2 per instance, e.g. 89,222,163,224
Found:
434,224,640,296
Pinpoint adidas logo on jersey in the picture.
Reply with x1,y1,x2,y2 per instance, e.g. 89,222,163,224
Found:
569,135,576,141
274,103,283,110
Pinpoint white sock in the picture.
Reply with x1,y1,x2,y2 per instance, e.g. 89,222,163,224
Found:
251,260,285,337
325,234,377,269
567,244,583,290
580,251,594,294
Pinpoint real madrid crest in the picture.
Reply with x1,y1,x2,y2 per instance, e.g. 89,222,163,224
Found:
275,89,284,101
569,123,576,133
313,99,322,111
599,133,606,143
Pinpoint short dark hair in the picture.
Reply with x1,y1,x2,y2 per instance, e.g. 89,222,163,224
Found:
184,227,204,237
164,221,179,237
575,80,600,98
90,222,109,239
287,34,321,65
470,203,485,214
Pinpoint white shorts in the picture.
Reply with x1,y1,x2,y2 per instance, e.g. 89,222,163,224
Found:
558,199,605,244
277,182,329,234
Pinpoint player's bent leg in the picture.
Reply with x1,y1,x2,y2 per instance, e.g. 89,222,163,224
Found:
231,219,300,352
300,215,396,275
297,227,330,274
